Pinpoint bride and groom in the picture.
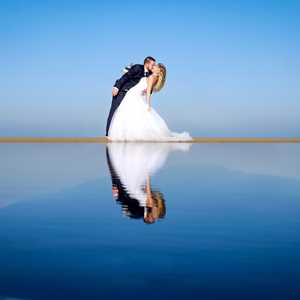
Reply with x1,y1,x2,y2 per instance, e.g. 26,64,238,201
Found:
106,142,191,223
105,56,192,141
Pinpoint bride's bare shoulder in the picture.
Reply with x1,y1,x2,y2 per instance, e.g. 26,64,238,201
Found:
147,74,158,84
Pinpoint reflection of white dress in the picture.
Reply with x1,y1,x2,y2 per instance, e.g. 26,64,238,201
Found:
108,77,192,141
107,143,191,207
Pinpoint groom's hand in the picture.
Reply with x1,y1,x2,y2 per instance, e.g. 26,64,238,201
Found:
112,87,119,96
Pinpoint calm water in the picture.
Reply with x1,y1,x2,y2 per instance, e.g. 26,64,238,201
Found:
0,142,300,300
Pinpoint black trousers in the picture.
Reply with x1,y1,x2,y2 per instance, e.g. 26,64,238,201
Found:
105,91,127,136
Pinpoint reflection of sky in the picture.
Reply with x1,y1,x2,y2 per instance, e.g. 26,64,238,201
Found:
1,143,300,209
0,144,106,207
0,1,300,137
173,143,300,180
1,143,300,299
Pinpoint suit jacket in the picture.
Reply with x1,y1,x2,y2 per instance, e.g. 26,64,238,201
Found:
113,64,151,92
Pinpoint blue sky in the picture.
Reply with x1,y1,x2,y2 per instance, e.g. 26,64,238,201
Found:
0,0,299,137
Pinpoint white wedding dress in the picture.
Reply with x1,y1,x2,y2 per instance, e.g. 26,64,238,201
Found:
107,143,191,207
108,77,192,141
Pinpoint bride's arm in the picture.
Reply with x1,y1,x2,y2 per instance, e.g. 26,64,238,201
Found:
146,75,158,111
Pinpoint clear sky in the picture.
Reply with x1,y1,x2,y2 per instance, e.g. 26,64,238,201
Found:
1,0,299,137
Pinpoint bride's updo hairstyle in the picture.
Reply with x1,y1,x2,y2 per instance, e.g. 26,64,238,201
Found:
153,63,167,92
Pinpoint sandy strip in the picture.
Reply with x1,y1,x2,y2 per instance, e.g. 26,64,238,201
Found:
0,137,300,143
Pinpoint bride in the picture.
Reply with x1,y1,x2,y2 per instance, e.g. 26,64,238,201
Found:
107,63,192,141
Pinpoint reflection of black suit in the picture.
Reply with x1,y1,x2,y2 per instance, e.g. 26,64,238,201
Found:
106,147,144,219
105,64,151,136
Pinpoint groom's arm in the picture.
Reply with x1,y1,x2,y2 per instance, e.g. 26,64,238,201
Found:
113,64,140,91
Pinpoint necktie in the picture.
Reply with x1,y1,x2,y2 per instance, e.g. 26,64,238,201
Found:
144,71,149,77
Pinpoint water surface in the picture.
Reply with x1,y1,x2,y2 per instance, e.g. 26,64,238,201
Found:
0,142,300,299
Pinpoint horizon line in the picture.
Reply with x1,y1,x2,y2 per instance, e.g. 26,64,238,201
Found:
0,137,300,143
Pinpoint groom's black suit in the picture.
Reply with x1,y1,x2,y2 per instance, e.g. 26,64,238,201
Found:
105,64,151,136
106,147,144,219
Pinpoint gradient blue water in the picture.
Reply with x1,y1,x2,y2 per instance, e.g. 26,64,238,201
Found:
0,143,300,300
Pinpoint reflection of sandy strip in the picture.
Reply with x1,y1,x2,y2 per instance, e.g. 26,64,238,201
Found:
0,137,300,143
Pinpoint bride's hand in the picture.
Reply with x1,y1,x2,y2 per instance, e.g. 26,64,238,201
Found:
112,87,119,96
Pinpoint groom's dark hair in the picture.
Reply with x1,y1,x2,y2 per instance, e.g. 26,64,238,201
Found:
144,56,156,64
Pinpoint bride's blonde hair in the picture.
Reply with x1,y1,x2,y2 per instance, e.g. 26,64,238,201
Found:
153,63,167,92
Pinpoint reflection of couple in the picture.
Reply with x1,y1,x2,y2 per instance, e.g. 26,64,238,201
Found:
106,143,191,224
105,56,192,141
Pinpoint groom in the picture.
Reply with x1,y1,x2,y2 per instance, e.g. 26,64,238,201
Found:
105,56,156,136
